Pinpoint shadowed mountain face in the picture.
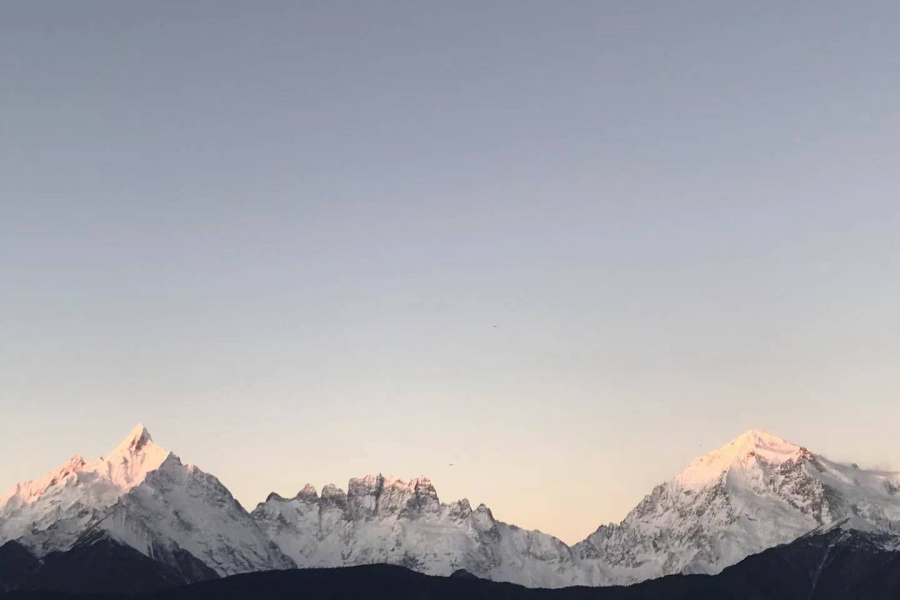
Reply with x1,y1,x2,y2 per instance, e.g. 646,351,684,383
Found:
250,430,900,586
0,426,293,585
0,542,38,592
3,427,900,592
574,430,900,583
0,531,219,595
2,527,900,600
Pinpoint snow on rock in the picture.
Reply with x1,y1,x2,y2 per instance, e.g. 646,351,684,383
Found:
254,430,900,588
97,454,294,577
574,429,900,585
0,425,170,554
673,429,804,490
0,425,292,579
99,424,171,489
4,426,900,589
251,474,582,588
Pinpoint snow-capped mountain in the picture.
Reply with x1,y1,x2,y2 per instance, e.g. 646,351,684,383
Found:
253,430,900,588
3,426,900,591
0,424,170,555
97,452,293,577
0,425,293,580
251,474,581,588
574,429,900,585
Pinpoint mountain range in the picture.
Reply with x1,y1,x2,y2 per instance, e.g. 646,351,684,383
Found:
2,425,900,593
5,524,900,599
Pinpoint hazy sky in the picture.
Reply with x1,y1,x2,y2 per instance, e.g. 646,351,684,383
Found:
2,1,899,544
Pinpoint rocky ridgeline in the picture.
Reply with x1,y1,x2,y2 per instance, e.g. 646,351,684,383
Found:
4,427,900,589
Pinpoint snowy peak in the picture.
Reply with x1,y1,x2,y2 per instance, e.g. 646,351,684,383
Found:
251,473,577,587
296,484,318,501
98,424,171,490
0,456,86,509
259,474,442,519
0,425,292,578
674,429,805,490
99,452,295,577
578,428,900,585
7,424,900,591
109,424,154,456
706,428,804,466
731,429,803,458
0,425,174,555
344,474,440,518
0,425,169,513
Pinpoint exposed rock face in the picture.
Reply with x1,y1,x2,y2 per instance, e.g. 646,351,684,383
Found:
254,431,900,587
98,454,294,577
0,425,170,555
251,475,580,588
4,427,900,590
296,484,319,502
573,430,900,585
343,475,441,519
0,427,293,582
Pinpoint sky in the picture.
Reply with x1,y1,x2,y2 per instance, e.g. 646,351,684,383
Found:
1,1,899,545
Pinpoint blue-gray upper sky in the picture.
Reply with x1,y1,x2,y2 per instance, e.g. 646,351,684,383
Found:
2,1,899,543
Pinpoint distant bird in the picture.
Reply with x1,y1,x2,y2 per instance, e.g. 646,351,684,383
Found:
449,463,454,467
493,325,497,328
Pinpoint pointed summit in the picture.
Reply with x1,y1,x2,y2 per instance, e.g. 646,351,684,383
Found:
728,429,803,460
675,429,804,489
102,424,170,489
110,424,153,455
0,425,175,553
131,423,152,441
296,484,318,501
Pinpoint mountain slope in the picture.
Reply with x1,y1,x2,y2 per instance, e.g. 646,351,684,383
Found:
25,532,206,594
252,474,582,588
0,425,169,555
6,528,893,600
98,453,293,577
3,426,900,592
0,426,293,583
159,526,900,599
254,430,900,588
575,429,900,584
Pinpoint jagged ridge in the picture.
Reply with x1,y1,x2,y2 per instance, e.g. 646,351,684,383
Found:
3,426,900,590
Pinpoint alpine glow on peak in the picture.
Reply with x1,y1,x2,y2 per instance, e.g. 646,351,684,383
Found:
4,426,900,589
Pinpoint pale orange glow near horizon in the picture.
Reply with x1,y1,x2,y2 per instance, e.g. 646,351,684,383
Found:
3,1,899,547
4,421,899,545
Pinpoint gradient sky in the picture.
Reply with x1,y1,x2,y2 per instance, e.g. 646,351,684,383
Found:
2,1,899,544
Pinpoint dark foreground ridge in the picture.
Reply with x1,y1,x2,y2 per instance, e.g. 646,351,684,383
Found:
3,527,900,600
